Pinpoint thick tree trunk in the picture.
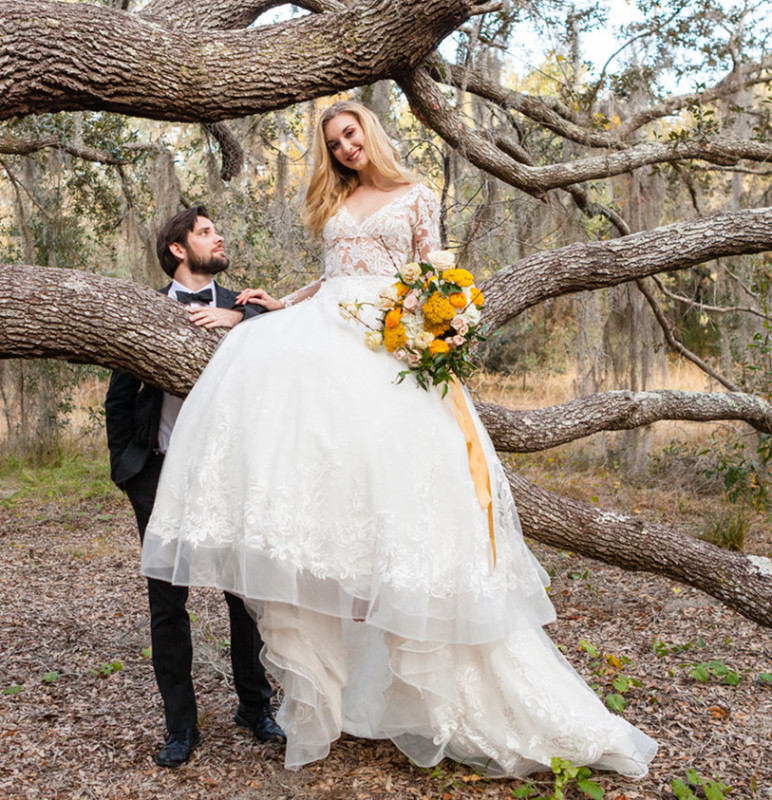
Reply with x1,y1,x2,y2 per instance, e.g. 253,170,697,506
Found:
0,266,220,395
507,467,772,630
0,0,473,122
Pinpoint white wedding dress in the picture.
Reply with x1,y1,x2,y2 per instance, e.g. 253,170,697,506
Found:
141,184,656,777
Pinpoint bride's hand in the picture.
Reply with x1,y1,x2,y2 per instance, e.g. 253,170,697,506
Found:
235,287,285,311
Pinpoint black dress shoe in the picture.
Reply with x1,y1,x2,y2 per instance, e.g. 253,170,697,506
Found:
234,703,286,744
155,726,201,768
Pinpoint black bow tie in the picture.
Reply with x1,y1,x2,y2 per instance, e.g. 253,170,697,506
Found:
176,289,213,305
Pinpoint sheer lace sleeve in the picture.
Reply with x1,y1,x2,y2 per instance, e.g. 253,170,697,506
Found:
281,278,324,308
411,184,442,261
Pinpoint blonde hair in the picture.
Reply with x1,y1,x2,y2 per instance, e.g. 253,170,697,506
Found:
303,100,414,237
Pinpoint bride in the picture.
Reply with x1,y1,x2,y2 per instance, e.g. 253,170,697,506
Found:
141,100,657,778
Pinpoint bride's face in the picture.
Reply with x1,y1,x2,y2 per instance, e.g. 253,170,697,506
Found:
325,113,369,172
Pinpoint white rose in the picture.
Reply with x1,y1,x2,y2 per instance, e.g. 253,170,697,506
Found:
338,302,355,321
394,348,407,361
413,330,434,350
461,304,481,326
402,315,423,339
451,316,469,335
406,351,422,367
365,331,383,351
401,262,422,283
427,250,455,270
375,285,399,310
452,334,466,347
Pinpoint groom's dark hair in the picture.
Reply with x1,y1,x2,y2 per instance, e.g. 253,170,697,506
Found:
157,205,211,278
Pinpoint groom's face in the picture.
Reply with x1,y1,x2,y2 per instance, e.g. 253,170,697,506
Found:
180,216,230,275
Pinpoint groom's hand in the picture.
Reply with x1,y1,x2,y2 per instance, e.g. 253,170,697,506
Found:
188,307,244,329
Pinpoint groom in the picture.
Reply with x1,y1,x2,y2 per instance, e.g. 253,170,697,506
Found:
105,206,284,768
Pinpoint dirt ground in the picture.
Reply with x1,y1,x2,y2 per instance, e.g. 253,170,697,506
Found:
0,497,770,800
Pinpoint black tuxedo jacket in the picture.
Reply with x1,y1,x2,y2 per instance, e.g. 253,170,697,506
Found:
105,282,265,488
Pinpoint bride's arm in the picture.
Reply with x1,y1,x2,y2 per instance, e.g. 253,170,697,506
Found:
235,279,323,311
411,185,442,262
280,279,323,307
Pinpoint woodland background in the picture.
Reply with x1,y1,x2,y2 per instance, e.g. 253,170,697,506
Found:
0,0,771,797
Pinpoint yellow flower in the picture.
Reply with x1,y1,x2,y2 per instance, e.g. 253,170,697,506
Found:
449,292,467,309
423,291,455,325
429,339,450,356
395,282,409,298
470,287,484,307
441,268,474,288
424,319,450,337
385,308,403,328
383,324,408,352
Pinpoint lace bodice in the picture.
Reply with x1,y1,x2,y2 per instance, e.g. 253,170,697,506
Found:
322,183,441,279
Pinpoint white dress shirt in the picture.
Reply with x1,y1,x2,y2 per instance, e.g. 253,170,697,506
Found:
158,278,216,453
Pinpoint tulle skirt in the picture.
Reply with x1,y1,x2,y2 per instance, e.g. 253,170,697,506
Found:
141,275,656,777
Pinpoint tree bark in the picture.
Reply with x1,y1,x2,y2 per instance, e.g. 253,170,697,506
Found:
0,266,220,395
0,0,473,122
477,389,772,452
507,466,772,630
481,207,772,329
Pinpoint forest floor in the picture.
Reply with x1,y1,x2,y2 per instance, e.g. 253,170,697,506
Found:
0,457,770,800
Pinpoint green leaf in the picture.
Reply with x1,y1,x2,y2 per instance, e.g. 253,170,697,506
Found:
671,779,697,799
759,672,772,683
2,684,21,695
141,647,152,659
577,777,605,799
690,664,710,682
703,781,729,800
685,768,700,784
611,675,630,693
511,786,537,798
43,671,60,683
605,693,626,712
578,639,599,658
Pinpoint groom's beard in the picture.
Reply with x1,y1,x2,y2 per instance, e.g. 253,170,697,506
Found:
188,251,230,275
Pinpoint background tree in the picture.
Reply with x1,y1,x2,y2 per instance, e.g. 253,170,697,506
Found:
1,0,772,628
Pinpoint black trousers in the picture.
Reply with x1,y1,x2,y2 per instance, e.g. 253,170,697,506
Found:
126,452,272,733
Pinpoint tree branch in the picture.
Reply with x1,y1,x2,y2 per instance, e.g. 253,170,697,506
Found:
0,266,221,396
635,277,741,392
0,133,150,165
650,274,772,323
507,466,772,630
476,389,772,452
402,67,772,194
480,207,772,329
138,0,304,30
0,0,474,122
426,55,624,150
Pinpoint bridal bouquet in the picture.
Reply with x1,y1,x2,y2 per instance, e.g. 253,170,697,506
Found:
340,250,486,394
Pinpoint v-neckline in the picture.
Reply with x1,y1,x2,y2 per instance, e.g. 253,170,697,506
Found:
341,184,417,227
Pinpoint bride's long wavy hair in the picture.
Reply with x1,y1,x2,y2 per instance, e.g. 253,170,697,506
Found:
303,101,414,237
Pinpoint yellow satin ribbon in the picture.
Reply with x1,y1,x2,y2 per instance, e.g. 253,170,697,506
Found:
448,376,496,568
